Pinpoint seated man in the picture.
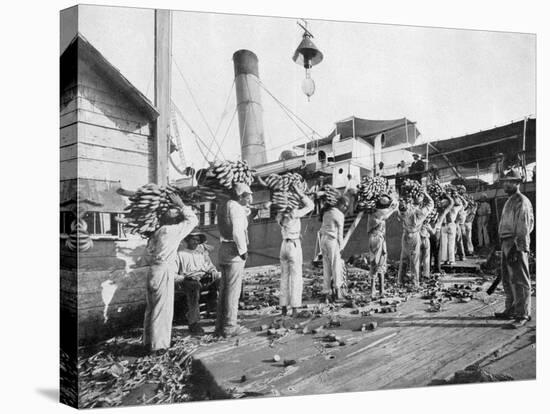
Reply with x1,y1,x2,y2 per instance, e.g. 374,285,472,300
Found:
175,232,220,335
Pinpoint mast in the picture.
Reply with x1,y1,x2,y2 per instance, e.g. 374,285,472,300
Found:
154,9,172,186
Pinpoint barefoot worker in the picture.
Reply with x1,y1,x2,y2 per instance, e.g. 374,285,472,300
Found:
276,183,314,316
319,196,349,301
366,194,398,298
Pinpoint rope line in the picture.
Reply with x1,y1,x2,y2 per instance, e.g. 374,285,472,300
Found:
172,57,225,157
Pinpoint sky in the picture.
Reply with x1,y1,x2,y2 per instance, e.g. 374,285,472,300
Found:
68,5,536,172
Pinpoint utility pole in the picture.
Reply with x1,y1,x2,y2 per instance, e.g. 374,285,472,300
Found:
154,9,172,186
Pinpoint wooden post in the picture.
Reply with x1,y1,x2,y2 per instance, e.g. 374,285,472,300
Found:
154,9,171,186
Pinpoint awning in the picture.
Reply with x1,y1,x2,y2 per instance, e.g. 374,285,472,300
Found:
297,117,421,149
410,118,536,176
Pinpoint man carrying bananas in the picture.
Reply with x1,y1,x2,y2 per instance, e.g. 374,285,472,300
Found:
276,183,314,316
455,185,468,261
143,193,199,352
464,198,477,256
215,183,253,337
427,193,454,274
319,196,349,301
439,189,463,266
397,190,434,286
367,194,398,298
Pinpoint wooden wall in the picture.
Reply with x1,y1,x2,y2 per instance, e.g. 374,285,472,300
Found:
60,49,158,345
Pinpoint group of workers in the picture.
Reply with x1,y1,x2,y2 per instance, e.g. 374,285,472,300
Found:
141,168,534,353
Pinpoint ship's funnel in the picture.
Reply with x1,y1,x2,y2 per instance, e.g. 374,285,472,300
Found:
233,50,267,167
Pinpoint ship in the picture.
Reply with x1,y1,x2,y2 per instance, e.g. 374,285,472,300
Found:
172,49,536,268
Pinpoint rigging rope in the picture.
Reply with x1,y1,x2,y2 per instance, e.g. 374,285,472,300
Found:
254,77,323,139
172,58,225,157
171,101,216,164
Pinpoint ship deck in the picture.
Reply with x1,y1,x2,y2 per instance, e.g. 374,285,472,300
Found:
187,272,535,399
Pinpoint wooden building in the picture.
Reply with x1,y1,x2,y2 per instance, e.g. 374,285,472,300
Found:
60,33,160,344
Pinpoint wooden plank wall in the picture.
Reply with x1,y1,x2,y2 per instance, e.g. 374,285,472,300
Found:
60,56,159,344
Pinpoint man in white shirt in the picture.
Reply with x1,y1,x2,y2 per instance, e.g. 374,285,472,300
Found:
215,183,252,337
175,232,220,335
143,194,198,352
319,196,349,301
277,184,314,316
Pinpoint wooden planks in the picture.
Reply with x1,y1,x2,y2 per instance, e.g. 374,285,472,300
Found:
60,123,151,151
193,293,536,397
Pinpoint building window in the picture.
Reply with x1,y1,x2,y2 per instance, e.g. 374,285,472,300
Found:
318,150,327,162
60,211,125,238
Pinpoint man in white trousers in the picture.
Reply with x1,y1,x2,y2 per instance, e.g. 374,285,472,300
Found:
397,190,434,286
320,196,349,301
440,190,463,266
276,183,314,316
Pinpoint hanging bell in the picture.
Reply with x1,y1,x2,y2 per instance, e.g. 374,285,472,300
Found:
292,33,324,69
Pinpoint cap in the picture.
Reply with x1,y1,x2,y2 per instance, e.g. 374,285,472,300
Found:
233,182,252,196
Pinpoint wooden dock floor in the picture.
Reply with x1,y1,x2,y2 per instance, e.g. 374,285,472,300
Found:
192,278,536,398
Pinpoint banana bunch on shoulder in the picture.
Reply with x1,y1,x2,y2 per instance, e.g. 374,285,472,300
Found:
120,183,192,238
356,176,391,212
208,159,255,189
65,219,93,252
401,178,422,202
263,172,308,212
320,184,340,207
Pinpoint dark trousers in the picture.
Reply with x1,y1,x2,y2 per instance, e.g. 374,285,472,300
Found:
501,239,531,318
180,279,201,326
430,231,441,273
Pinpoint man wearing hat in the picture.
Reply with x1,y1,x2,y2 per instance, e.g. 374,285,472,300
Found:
496,170,534,328
175,232,220,335
476,193,492,248
410,153,425,183
215,183,252,337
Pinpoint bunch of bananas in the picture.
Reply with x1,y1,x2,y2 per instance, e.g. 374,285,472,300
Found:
356,176,391,212
264,172,308,212
208,160,255,189
121,183,191,238
320,184,341,207
426,181,445,222
65,219,93,252
444,184,458,197
401,178,422,201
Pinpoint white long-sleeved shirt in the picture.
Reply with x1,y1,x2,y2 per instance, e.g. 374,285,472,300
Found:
498,191,534,252
217,199,249,256
147,206,198,265
276,195,314,240
320,207,345,247
176,247,217,281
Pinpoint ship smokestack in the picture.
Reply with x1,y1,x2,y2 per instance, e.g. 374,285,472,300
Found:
233,50,267,167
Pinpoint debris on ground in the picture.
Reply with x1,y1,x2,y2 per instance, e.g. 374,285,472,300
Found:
77,330,216,408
